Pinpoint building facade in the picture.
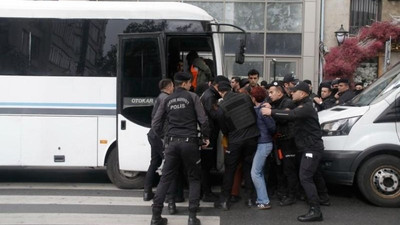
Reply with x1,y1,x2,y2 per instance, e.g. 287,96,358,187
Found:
323,0,400,82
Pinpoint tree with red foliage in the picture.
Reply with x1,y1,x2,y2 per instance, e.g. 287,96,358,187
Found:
324,21,400,81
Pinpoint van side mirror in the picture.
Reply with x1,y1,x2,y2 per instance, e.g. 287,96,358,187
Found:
235,39,246,64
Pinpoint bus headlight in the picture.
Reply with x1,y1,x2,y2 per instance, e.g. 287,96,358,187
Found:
321,116,360,136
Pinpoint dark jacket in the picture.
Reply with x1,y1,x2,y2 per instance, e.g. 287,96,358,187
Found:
270,97,324,153
255,103,275,143
200,85,221,147
338,89,355,105
315,95,336,112
148,91,169,138
270,95,296,140
152,87,209,139
218,91,260,144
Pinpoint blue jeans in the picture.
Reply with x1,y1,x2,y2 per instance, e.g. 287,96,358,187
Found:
251,142,273,204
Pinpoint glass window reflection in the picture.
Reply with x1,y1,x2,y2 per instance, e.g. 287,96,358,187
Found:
224,33,264,55
267,3,302,32
225,57,263,77
266,33,302,55
225,2,265,31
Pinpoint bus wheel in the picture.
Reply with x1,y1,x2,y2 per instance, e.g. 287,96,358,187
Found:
106,146,144,189
357,155,400,207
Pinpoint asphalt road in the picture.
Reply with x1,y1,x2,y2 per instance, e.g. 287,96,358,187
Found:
0,168,399,225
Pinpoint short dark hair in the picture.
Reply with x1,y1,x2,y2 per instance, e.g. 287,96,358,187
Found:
158,78,173,90
250,86,267,103
303,79,312,85
247,69,259,77
231,76,241,83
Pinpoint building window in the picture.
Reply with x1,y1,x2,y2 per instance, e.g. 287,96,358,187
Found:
350,0,381,35
266,2,302,56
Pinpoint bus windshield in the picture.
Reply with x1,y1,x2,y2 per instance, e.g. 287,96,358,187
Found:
348,63,400,107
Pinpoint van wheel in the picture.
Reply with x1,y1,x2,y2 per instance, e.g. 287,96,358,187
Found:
106,146,144,189
357,155,400,207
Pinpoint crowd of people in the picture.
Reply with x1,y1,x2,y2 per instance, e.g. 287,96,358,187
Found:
143,57,364,225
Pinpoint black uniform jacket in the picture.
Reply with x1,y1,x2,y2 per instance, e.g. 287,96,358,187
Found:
200,85,221,132
152,87,210,139
148,91,169,137
270,95,296,140
270,97,324,153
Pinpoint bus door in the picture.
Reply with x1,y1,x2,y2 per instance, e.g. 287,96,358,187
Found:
117,33,166,171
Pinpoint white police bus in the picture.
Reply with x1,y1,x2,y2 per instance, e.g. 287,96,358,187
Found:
0,1,246,188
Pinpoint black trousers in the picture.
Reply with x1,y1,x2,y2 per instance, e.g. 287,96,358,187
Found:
299,151,326,205
200,130,218,194
152,141,201,212
278,138,299,198
221,137,257,200
144,132,177,196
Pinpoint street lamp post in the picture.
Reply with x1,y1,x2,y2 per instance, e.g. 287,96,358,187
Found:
272,58,277,81
335,24,349,46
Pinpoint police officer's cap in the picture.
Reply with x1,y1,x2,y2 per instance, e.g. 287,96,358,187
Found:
174,72,192,81
290,81,310,94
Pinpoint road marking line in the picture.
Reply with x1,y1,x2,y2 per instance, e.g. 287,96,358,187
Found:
0,183,119,190
0,213,220,225
0,195,214,207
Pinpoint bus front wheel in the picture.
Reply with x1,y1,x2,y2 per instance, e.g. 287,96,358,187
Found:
106,146,144,189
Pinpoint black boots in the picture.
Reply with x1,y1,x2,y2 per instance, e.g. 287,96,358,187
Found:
168,201,177,215
297,205,323,222
150,207,168,225
188,212,201,225
280,195,297,206
143,191,155,201
214,197,230,210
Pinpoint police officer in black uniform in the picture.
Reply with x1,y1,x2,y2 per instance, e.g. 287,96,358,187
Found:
143,79,174,202
199,76,229,202
214,80,260,210
261,81,329,222
151,72,210,225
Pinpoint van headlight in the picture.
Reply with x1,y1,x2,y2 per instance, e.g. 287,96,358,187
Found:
321,116,360,136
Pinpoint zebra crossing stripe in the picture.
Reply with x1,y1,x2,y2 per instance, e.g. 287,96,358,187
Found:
0,213,220,225
0,195,214,207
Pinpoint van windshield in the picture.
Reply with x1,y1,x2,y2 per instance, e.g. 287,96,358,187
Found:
348,63,400,106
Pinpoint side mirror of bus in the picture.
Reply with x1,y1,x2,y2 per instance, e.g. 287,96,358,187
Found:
235,39,246,64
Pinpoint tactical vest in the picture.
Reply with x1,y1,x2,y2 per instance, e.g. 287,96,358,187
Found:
219,92,256,131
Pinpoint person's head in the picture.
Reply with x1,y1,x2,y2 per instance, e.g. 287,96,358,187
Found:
159,78,174,94
186,50,199,66
320,83,332,99
338,78,350,93
230,76,241,91
355,82,363,91
303,79,313,91
214,75,230,88
239,78,250,88
250,86,267,104
176,60,184,72
216,80,232,97
331,79,339,89
283,74,298,87
268,81,285,102
174,72,192,90
260,80,271,91
289,81,310,102
247,69,260,87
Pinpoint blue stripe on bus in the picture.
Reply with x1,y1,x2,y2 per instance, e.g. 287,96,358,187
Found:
0,102,116,108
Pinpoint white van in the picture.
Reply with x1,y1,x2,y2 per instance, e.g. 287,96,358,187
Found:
319,62,400,207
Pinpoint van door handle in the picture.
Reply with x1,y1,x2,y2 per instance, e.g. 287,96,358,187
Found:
121,120,126,130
